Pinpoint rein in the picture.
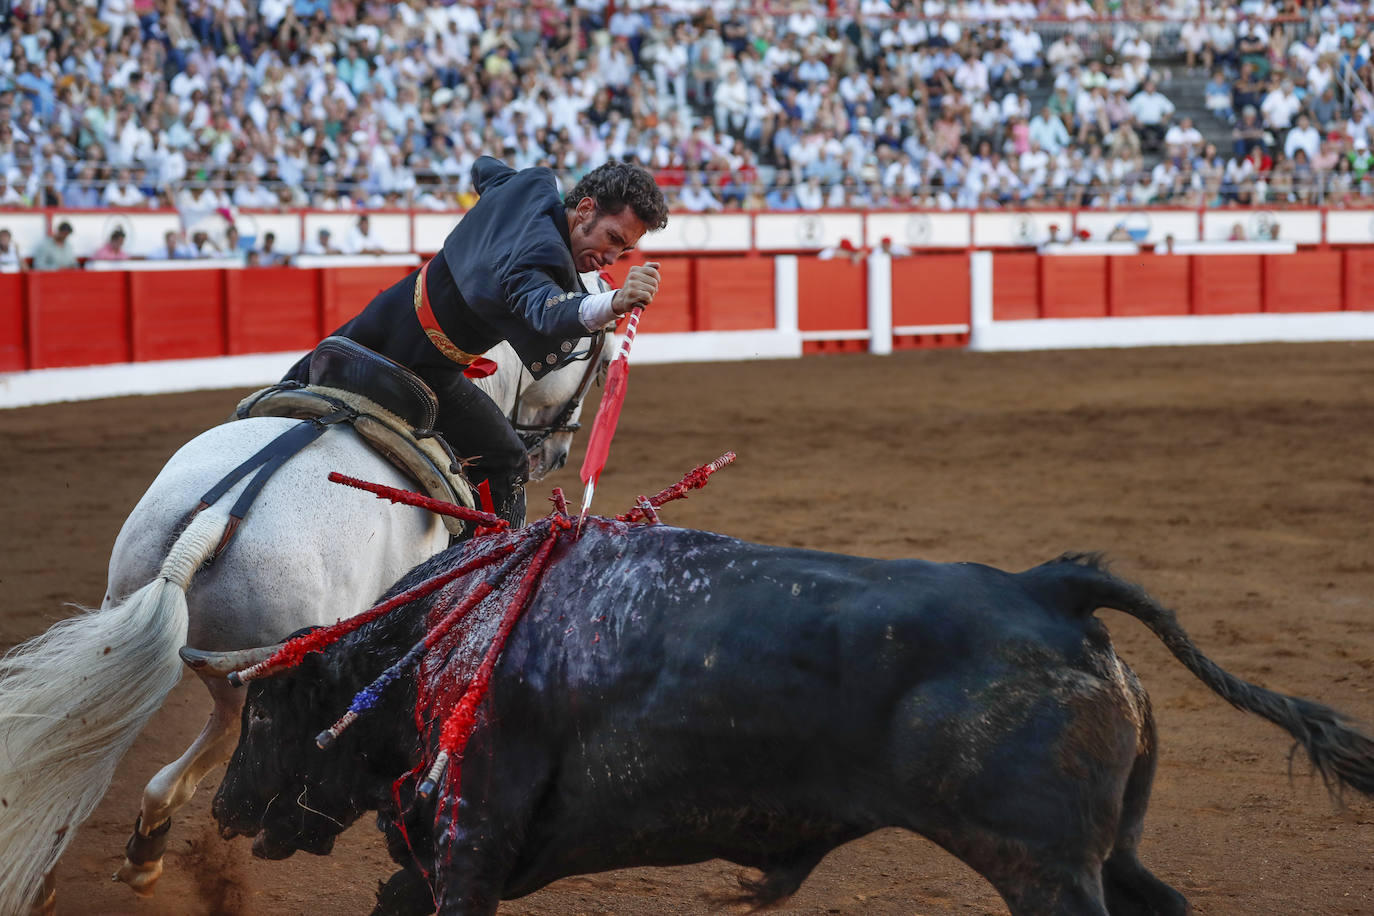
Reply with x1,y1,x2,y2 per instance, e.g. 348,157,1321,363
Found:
510,331,607,455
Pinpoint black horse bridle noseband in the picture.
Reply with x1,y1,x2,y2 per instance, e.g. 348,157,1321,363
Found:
510,330,608,455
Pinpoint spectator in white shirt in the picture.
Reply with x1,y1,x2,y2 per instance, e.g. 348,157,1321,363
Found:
1129,80,1175,150
1284,114,1322,162
232,173,277,209
0,228,25,273
1164,116,1204,157
678,172,723,212
1260,78,1302,130
713,69,748,137
344,215,386,255
102,169,146,208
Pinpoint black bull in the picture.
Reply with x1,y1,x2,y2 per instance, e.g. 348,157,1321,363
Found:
212,522,1374,916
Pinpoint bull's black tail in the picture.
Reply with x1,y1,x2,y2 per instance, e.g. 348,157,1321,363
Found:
1032,553,1374,800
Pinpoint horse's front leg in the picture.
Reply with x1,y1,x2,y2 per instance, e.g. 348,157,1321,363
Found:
114,674,244,895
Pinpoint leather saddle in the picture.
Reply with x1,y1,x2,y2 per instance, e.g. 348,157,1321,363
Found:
235,337,474,537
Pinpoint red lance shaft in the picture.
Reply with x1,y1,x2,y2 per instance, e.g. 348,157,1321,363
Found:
577,305,644,534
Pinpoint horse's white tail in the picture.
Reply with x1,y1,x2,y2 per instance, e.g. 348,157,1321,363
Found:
0,508,228,916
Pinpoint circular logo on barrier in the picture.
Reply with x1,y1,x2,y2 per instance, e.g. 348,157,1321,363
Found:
234,211,260,248
1012,213,1037,245
905,213,932,246
681,214,711,249
103,214,134,246
1123,211,1153,242
1248,209,1278,241
796,215,824,247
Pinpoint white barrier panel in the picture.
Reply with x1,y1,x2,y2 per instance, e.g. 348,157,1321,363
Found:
57,212,183,258
973,312,1374,351
639,212,752,252
1167,240,1296,254
0,212,51,255
412,212,462,252
302,212,411,253
972,211,1073,247
0,351,304,409
754,212,864,250
290,253,420,269
632,329,802,364
86,257,244,272
866,211,971,248
235,211,303,253
1073,209,1200,244
1325,210,1374,244
1202,209,1322,244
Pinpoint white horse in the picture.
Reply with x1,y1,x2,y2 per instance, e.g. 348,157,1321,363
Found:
0,335,608,914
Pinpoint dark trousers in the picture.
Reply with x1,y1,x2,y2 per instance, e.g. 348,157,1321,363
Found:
283,265,528,523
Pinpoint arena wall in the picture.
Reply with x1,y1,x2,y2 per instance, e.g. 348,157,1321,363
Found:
4,209,1374,409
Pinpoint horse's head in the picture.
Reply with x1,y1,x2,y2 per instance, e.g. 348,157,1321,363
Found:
515,334,613,481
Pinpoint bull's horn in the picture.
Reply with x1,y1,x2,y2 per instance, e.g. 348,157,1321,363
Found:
179,644,282,678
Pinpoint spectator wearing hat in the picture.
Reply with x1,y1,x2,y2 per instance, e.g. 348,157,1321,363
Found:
92,227,129,261
33,222,77,271
875,236,912,257
304,227,342,255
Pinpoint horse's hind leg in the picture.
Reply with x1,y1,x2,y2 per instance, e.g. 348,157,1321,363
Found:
114,674,244,896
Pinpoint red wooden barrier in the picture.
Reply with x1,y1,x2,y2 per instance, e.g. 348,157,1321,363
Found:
1108,256,1191,317
225,267,322,355
320,265,413,332
992,252,1039,320
891,254,970,326
601,255,695,332
129,270,226,361
0,273,24,371
1343,249,1374,311
1262,251,1343,312
797,258,866,331
1191,255,1262,314
694,257,774,331
1040,256,1108,318
27,271,130,369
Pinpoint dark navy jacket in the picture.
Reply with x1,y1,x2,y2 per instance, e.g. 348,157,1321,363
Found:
437,157,591,378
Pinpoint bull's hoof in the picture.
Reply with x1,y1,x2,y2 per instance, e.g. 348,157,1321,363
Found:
113,856,162,897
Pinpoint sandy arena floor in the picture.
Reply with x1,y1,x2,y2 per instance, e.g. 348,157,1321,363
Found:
1,342,1372,915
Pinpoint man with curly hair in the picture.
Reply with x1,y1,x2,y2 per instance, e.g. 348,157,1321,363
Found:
285,157,669,526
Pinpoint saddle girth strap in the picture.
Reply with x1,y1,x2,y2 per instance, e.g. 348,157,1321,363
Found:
194,409,354,560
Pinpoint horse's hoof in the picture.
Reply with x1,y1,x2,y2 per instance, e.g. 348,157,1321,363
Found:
28,880,56,916
113,857,162,897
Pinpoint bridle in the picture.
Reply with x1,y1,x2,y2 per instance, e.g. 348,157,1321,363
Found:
509,330,608,455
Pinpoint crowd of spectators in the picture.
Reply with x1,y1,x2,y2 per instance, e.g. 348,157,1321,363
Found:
4,0,1374,247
